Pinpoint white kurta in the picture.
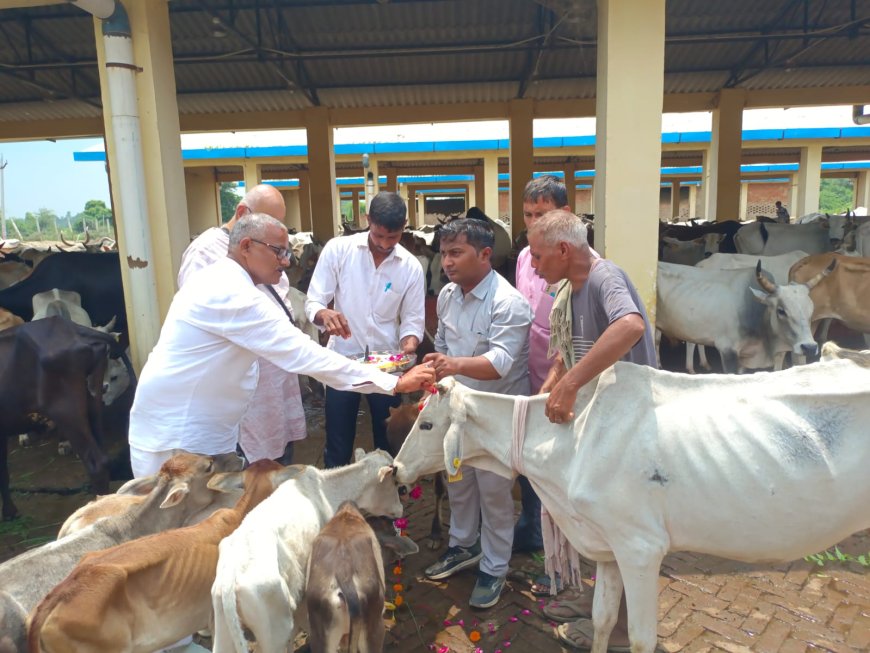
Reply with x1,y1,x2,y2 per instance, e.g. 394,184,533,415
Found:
178,227,307,461
131,257,397,457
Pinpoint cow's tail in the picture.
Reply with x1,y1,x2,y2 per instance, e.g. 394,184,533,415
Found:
215,566,248,653
336,564,362,650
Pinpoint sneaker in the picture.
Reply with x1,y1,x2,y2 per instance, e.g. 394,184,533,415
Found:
469,571,506,609
424,543,482,580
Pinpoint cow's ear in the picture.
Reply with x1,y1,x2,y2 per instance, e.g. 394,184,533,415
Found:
273,464,305,486
159,481,190,509
117,475,158,496
377,465,394,483
379,534,420,557
748,287,768,303
353,448,367,462
207,471,245,493
443,423,463,476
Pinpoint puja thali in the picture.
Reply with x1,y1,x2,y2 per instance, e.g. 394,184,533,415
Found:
348,350,417,375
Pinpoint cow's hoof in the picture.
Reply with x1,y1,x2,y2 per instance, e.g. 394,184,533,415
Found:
57,440,73,456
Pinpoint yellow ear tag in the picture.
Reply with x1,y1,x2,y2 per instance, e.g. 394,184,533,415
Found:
448,458,463,483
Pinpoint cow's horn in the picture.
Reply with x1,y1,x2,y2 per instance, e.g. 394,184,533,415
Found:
805,258,837,290
755,261,777,294
60,232,75,247
83,229,91,245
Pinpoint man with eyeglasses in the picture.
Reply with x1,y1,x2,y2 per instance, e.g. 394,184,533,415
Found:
305,191,426,468
129,213,435,482
176,184,307,470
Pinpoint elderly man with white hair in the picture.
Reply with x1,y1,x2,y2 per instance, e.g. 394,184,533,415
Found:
178,184,305,466
132,213,435,478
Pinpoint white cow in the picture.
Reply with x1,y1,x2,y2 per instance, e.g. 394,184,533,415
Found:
733,221,833,256
393,360,870,653
656,261,832,372
210,449,404,653
683,251,812,372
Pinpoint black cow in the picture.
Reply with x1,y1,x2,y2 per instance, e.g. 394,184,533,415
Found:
0,317,118,520
0,251,126,335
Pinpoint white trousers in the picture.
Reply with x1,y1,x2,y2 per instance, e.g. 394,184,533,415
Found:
446,466,514,577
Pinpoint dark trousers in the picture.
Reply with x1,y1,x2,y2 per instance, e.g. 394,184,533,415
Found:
514,475,543,550
324,387,401,468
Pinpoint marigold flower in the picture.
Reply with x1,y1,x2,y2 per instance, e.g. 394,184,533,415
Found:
469,630,481,642
393,565,403,576
394,595,403,606
393,583,404,592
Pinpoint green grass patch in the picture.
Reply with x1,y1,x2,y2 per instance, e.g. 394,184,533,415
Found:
805,546,870,568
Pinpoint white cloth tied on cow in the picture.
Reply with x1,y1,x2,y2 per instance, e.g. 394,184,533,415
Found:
508,392,582,596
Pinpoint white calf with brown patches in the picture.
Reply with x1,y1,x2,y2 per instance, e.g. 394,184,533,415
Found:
210,449,404,653
305,501,387,653
27,460,300,653
0,452,242,653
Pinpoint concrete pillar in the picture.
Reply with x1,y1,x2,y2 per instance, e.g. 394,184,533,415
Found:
242,160,259,192
564,163,577,213
483,153,500,220
305,108,338,242
594,0,665,318
407,185,417,227
739,181,749,220
298,171,313,232
688,184,698,218
704,88,745,222
509,99,534,239
472,165,484,211
386,169,398,193
93,0,188,370
184,168,220,237
420,192,427,223
797,144,823,216
467,177,476,209
670,181,681,220
364,155,379,213
284,188,302,232
856,170,870,210
352,189,361,223
789,174,799,220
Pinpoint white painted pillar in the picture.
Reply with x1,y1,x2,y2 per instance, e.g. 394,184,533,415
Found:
595,0,665,319
738,181,749,220
242,160,259,193
509,99,534,239
855,170,870,211
704,88,745,222
797,144,823,217
483,153,500,221
305,107,338,243
364,155,379,213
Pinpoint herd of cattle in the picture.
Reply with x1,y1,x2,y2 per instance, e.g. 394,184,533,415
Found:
0,448,418,652
1,210,869,652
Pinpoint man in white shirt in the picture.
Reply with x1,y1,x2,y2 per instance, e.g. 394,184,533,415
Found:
422,218,532,610
305,192,425,468
129,213,435,478
177,184,305,466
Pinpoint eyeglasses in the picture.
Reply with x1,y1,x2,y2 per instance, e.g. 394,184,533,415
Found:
250,238,291,261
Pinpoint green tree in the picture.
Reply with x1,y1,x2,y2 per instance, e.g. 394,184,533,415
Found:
819,178,854,214
220,182,242,223
21,208,59,240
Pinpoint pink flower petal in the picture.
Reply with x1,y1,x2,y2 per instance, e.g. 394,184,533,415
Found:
442,619,452,627
508,616,518,622
457,619,464,627
521,609,531,615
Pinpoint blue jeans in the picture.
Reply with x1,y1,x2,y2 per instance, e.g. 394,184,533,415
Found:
324,387,401,468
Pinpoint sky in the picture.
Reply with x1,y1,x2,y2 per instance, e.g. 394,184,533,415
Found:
0,105,860,220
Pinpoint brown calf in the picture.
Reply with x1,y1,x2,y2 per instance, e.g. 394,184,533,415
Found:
27,459,301,653
306,501,393,653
